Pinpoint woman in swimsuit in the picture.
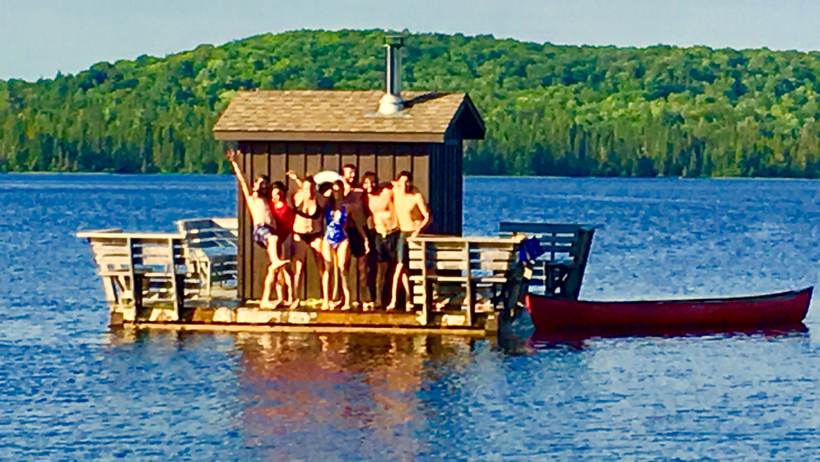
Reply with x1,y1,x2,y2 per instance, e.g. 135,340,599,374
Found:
322,181,352,311
270,181,296,308
287,170,325,309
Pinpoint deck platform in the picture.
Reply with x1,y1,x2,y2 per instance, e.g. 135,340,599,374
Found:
107,287,497,335
80,221,595,336
112,304,496,335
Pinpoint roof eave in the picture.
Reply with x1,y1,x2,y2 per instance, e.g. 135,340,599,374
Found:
212,130,446,143
443,94,485,140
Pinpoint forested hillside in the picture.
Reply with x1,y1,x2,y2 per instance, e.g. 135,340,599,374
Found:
4,30,820,177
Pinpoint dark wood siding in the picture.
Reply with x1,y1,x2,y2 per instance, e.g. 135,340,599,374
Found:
450,140,464,235
323,143,340,172
425,142,462,236
341,144,359,174
413,150,429,201
269,142,287,182
235,140,462,300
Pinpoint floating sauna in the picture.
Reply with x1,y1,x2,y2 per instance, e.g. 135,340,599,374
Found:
212,36,483,302
77,35,596,334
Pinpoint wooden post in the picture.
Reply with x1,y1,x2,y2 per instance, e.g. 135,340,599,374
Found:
203,258,212,298
127,237,142,317
463,241,473,327
420,240,429,326
102,276,119,305
565,227,595,300
168,237,182,319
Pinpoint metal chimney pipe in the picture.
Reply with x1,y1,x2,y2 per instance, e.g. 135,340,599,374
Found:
379,35,406,115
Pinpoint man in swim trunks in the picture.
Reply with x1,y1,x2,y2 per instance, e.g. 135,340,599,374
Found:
361,172,380,309
341,164,372,309
225,149,289,309
270,181,295,307
366,177,402,310
287,170,325,309
388,171,431,312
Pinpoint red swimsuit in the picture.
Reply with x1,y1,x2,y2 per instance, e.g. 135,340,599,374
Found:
271,200,295,239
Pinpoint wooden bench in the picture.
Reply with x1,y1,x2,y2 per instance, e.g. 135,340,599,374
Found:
498,222,596,300
77,229,190,320
408,235,525,326
174,218,238,298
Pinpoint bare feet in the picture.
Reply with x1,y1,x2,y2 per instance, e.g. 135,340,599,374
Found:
288,299,300,310
385,304,396,312
321,301,331,311
260,299,282,310
405,301,415,312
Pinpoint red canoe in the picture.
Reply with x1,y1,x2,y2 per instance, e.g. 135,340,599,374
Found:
526,287,813,333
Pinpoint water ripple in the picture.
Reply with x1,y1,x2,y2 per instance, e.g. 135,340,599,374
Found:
2,174,820,460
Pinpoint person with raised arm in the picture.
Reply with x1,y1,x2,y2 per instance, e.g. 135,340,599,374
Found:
388,171,431,312
225,149,289,309
286,169,326,310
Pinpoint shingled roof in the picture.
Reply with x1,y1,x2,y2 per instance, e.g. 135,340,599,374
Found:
213,90,485,143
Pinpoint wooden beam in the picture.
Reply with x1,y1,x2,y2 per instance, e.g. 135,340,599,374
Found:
214,130,446,143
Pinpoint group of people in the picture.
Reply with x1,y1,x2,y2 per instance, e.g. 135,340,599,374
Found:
226,149,430,312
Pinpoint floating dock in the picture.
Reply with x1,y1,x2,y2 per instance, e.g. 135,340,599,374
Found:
78,221,594,335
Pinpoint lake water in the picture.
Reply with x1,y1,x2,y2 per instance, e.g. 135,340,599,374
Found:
2,174,820,460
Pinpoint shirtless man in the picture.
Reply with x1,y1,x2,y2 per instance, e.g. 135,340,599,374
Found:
389,171,431,312
360,172,379,309
340,164,372,309
287,170,325,309
225,149,289,309
364,174,400,309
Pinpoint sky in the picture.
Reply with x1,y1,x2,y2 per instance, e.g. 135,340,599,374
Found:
3,0,820,81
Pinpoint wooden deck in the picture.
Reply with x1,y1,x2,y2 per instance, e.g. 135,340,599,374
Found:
80,221,595,335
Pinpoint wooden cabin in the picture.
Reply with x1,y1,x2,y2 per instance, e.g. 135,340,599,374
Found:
213,39,485,301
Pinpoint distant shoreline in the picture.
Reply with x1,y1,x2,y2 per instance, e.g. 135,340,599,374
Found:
3,30,820,180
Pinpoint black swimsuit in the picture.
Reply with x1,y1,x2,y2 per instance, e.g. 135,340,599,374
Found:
292,195,324,245
294,206,323,220
295,231,323,245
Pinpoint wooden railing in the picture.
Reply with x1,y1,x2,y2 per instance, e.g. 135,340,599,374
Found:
79,220,592,330
408,235,525,326
498,222,596,300
174,218,238,297
77,230,189,319
78,218,239,318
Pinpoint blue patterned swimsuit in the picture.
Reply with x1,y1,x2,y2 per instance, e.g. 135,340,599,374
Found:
325,206,348,249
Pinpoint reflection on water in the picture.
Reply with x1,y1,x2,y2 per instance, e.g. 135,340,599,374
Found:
101,327,820,461
531,324,811,350
236,332,475,461
107,330,482,461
